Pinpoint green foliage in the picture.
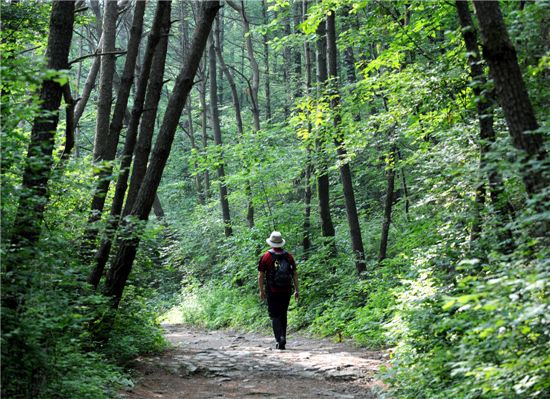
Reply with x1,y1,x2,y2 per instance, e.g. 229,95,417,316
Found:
2,1,549,398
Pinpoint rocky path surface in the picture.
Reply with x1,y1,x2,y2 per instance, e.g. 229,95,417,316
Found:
120,324,387,399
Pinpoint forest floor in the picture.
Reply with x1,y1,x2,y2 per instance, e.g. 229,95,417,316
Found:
119,324,388,399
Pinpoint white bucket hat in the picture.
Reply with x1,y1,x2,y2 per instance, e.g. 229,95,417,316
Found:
266,231,285,248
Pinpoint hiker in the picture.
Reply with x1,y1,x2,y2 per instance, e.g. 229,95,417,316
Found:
258,231,299,350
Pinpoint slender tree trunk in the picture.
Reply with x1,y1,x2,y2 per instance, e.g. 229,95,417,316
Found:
262,0,272,120
226,0,261,131
326,11,365,274
198,65,211,198
60,84,76,160
153,194,165,220
104,0,220,311
74,33,103,128
302,0,313,258
88,0,118,216
315,16,336,243
379,146,396,262
293,0,302,98
214,17,243,136
396,148,410,219
455,1,514,245
10,1,75,250
208,33,233,237
180,6,203,203
473,1,548,200
185,96,204,203
88,0,170,287
6,1,75,316
123,2,171,216
213,14,254,227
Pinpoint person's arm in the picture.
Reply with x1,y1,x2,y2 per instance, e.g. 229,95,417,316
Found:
293,270,299,301
258,271,266,300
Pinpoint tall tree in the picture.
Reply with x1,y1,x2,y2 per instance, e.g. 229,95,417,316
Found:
89,0,170,287
262,0,272,120
326,10,366,273
379,143,396,262
208,32,233,237
315,16,336,244
455,0,514,245
104,0,221,310
197,60,211,199
123,2,171,216
10,0,75,249
213,14,254,227
88,0,118,221
73,33,102,128
472,1,548,201
227,0,261,132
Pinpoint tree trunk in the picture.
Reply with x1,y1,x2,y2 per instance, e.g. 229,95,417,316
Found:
226,0,261,131
89,0,119,216
198,64,211,199
104,0,220,311
262,0,272,120
74,33,103,129
315,18,336,243
88,0,170,287
213,14,254,228
379,146,396,262
10,0,75,250
123,2,171,216
396,148,410,219
455,1,514,245
181,5,203,203
293,0,302,98
185,96,204,203
153,194,165,220
302,0,313,258
208,33,233,237
473,1,548,200
326,11,366,274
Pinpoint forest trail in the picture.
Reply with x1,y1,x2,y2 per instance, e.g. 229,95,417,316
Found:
120,324,387,399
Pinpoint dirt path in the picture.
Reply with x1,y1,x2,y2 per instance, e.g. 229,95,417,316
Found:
120,324,387,399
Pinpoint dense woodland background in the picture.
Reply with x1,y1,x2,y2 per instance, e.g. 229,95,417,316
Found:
1,0,548,398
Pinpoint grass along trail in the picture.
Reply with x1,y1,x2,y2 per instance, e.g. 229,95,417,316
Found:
120,324,387,399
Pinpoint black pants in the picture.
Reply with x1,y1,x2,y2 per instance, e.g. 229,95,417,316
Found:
266,290,291,342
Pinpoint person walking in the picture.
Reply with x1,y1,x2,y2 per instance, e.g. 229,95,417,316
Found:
258,231,299,350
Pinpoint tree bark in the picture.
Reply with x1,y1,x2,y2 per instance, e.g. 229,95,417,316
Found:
455,1,514,245
208,32,233,237
226,0,261,131
10,0,75,249
104,0,220,311
315,16,336,243
74,33,103,129
89,0,118,212
123,2,171,216
327,11,366,274
293,0,303,98
185,96,204,203
88,0,170,287
379,146,396,262
198,63,211,199
473,1,548,200
302,0,313,258
262,0,272,120
213,14,254,228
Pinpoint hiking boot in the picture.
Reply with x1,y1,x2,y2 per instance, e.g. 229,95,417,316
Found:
278,336,286,350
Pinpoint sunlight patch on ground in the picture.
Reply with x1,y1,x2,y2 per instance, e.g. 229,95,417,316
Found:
159,306,183,325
